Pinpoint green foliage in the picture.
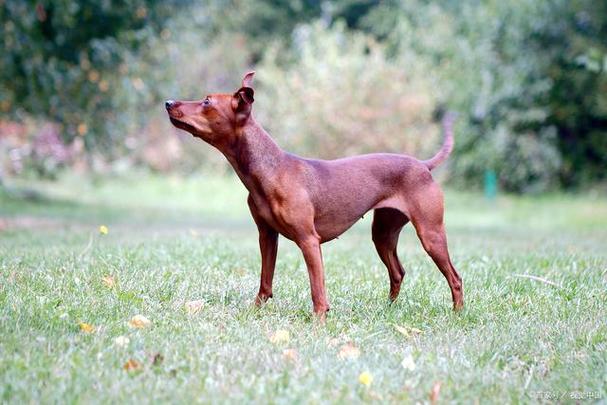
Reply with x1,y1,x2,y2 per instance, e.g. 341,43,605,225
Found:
347,1,553,191
540,0,607,186
256,22,438,159
358,0,606,190
0,0,189,151
213,0,322,57
1,0,606,191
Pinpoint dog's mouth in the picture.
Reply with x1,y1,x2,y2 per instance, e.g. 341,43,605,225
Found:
169,117,198,134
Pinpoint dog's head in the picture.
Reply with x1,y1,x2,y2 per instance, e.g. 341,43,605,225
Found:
165,72,255,145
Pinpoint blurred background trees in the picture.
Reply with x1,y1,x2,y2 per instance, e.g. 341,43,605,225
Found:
1,0,605,192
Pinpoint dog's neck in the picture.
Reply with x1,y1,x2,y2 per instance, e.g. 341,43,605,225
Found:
223,116,285,190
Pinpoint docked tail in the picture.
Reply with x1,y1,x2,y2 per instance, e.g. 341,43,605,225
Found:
423,111,457,171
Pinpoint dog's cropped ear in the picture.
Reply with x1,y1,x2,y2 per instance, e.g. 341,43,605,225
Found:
232,86,254,123
242,71,255,89
234,86,254,105
232,71,255,123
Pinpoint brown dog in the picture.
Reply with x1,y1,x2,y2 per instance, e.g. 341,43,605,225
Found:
166,72,463,319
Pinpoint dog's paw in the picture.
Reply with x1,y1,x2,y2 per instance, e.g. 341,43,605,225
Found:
254,293,273,307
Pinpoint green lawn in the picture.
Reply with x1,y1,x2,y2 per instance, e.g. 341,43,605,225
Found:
1,172,606,403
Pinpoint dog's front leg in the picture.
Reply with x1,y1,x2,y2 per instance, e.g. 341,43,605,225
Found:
297,236,330,319
248,196,279,306
254,221,278,306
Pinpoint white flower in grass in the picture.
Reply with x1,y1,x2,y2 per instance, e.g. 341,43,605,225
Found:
114,336,130,347
401,352,416,371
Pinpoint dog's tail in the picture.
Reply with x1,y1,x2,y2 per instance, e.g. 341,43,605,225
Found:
423,111,457,171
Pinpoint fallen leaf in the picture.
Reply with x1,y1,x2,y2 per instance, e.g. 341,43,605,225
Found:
282,348,298,362
394,324,423,338
128,314,151,329
394,324,410,337
79,322,95,333
358,371,373,386
114,336,130,347
430,381,441,404
269,329,290,345
184,300,204,315
401,352,416,371
102,275,116,288
123,359,142,372
99,225,108,235
338,342,361,360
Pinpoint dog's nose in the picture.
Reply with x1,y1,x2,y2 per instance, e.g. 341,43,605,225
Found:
165,99,175,109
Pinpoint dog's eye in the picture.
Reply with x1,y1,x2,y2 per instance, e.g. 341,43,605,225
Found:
202,98,211,107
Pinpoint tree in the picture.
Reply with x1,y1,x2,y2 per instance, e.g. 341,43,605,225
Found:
0,0,189,151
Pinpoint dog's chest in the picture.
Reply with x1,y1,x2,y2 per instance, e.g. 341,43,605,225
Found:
249,187,300,239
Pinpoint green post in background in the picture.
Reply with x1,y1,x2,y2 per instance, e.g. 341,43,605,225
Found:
484,170,497,200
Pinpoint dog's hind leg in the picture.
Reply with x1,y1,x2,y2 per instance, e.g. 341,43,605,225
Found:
372,208,409,301
409,184,464,311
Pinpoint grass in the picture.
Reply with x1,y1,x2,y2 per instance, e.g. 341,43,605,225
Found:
1,172,606,403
